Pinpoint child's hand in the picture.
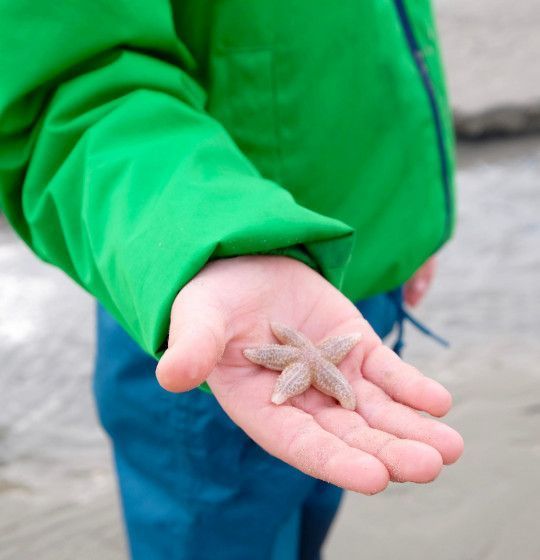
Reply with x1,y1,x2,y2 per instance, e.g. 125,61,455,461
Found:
157,256,463,494
404,256,437,307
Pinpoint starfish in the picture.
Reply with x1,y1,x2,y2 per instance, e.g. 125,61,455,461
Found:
243,323,361,410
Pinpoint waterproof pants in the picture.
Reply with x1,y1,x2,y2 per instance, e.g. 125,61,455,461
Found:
93,289,403,560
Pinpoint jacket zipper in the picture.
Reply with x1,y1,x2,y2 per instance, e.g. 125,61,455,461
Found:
393,0,452,242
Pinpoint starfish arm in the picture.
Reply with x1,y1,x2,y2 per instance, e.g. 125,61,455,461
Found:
312,360,356,410
270,322,311,348
271,361,312,405
243,345,301,370
317,333,362,364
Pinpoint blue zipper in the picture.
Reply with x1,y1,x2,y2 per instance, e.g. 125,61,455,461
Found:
393,0,452,241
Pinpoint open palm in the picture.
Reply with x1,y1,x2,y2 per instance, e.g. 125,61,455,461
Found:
157,256,463,494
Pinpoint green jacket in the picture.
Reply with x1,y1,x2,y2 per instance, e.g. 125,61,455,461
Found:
0,0,454,358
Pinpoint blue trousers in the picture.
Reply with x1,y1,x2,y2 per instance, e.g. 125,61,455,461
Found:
93,290,403,559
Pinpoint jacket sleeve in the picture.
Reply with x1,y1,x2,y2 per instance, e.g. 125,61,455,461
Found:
0,1,354,357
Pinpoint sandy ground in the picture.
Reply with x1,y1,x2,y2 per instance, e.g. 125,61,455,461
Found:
1,137,539,559
0,218,125,558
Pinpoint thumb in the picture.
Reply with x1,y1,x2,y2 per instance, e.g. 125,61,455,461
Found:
156,290,228,393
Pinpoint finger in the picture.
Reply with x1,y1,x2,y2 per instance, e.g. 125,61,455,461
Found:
404,280,426,307
352,377,464,465
209,369,390,495
405,265,431,306
242,405,389,495
424,256,437,284
361,344,452,417
312,406,443,483
156,291,228,392
405,269,431,307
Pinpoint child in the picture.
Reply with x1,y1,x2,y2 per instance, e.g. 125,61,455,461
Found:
0,1,463,558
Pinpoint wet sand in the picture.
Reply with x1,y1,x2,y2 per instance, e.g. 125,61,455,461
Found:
1,137,539,559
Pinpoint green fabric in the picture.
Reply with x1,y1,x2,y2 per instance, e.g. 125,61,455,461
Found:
406,0,457,228
0,0,454,359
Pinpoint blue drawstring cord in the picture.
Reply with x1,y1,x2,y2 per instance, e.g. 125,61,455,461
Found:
388,287,449,356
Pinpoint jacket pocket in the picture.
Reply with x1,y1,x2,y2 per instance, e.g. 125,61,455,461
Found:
206,48,281,183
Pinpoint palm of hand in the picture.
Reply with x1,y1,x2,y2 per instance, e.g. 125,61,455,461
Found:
157,256,463,494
